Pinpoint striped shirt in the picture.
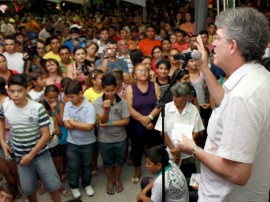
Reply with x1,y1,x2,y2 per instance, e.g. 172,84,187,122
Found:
0,99,49,157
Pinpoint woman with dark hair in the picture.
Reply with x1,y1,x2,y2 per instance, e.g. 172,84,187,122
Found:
151,46,164,73
155,60,172,103
73,47,93,90
125,63,161,184
0,54,18,82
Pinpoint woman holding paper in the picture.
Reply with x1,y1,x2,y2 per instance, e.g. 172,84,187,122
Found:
154,82,204,178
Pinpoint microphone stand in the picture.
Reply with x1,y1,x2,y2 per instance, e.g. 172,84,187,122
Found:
156,61,188,202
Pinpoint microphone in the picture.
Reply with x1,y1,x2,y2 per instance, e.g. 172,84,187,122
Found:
173,50,202,62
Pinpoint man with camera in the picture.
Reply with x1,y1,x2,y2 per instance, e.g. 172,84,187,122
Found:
24,39,47,73
96,39,130,84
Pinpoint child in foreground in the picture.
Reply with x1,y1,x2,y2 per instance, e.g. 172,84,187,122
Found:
63,80,96,199
137,145,189,202
0,74,61,202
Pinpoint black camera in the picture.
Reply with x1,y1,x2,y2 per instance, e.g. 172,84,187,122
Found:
23,39,38,61
81,63,89,76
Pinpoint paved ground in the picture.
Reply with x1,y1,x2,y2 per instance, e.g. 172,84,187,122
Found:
1,156,149,202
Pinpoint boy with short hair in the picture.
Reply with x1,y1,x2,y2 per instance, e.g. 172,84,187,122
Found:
94,73,130,194
63,80,96,199
28,71,47,102
0,74,61,202
0,183,19,202
137,146,189,202
171,29,190,53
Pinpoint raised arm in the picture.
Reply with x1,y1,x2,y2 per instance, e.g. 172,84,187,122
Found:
196,35,224,105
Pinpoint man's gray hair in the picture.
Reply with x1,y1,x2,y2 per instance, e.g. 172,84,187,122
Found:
215,7,270,63
171,83,191,97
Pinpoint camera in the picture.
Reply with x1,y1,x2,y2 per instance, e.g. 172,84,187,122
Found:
81,63,89,76
23,39,38,61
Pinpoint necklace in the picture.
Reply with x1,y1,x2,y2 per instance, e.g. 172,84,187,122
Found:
51,75,58,83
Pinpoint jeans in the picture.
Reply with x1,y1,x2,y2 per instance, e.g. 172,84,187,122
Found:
16,151,61,196
66,142,95,189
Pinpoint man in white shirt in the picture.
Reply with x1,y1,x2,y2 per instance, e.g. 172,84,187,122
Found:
0,17,15,36
178,7,270,202
3,36,24,73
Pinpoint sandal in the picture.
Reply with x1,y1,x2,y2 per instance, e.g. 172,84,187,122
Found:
131,177,140,184
106,184,115,195
60,187,70,197
115,183,124,193
38,184,46,195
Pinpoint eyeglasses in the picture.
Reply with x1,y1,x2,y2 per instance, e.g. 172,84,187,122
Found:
136,69,149,74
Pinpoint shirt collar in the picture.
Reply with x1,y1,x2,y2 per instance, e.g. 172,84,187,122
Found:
223,63,262,92
157,163,172,176
168,101,192,115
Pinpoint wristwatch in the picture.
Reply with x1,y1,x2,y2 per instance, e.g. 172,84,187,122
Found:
192,145,201,158
104,56,109,59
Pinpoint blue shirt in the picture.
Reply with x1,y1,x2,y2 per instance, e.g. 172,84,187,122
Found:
63,96,96,145
95,58,129,73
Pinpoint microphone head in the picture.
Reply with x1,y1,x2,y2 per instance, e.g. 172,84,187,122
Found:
191,50,202,60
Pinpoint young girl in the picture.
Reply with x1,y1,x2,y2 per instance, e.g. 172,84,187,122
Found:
40,101,69,196
44,85,68,183
84,69,104,103
45,58,63,90
73,47,93,90
84,69,104,176
59,77,72,104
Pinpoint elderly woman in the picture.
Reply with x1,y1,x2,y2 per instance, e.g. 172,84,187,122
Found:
125,63,161,184
154,83,204,178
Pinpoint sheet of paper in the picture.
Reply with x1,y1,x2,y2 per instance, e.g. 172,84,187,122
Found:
171,123,193,143
189,173,201,186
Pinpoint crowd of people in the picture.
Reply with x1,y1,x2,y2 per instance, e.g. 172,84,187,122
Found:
0,1,270,202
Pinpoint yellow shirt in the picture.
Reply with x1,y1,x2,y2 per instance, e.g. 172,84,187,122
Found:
84,87,103,104
43,51,61,63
